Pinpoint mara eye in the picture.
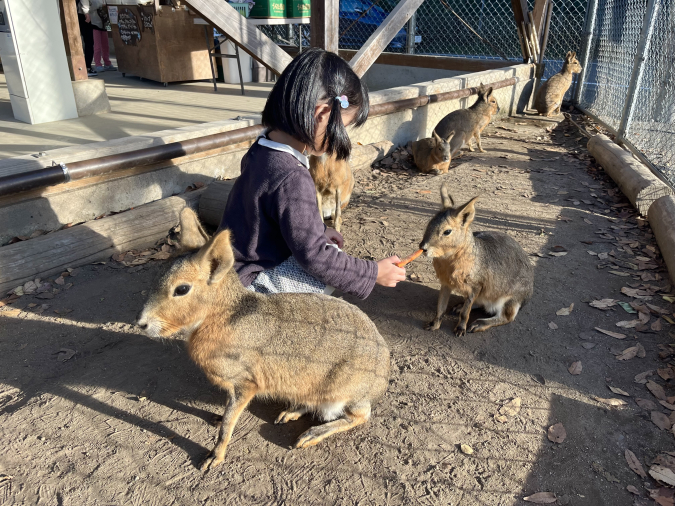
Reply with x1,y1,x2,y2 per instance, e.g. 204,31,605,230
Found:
173,284,191,297
443,229,453,236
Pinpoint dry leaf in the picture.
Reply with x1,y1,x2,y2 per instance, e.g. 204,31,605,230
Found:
592,461,621,482
647,381,667,401
635,370,655,384
595,327,626,339
549,251,568,257
54,276,65,286
616,320,641,329
593,396,628,407
622,287,653,299
617,346,639,361
548,322,558,329
557,303,574,316
494,414,508,423
650,465,675,486
590,299,617,310
499,397,522,417
609,386,630,396
568,361,582,375
57,348,76,362
636,398,658,410
627,485,640,495
460,444,473,455
523,492,557,504
639,311,651,323
652,411,672,430
653,319,664,332
658,368,675,380
637,342,646,358
625,449,648,478
547,422,567,443
660,400,675,411
648,303,670,314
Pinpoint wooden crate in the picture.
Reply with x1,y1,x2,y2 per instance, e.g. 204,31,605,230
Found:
109,3,212,84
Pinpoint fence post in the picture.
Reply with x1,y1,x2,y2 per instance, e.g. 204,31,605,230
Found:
572,0,598,103
406,11,417,54
617,0,660,140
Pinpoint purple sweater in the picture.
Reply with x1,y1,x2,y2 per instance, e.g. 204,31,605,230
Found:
220,140,378,299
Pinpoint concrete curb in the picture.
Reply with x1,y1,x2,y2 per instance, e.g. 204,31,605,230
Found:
587,134,672,216
648,195,675,284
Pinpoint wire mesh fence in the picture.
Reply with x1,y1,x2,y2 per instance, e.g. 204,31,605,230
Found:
577,0,675,188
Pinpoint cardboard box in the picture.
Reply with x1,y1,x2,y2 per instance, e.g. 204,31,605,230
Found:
249,0,286,18
286,0,309,18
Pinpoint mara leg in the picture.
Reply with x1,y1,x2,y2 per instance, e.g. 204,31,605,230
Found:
454,292,477,337
469,299,520,333
275,406,310,424
200,382,257,471
425,285,452,331
316,191,324,223
295,402,370,448
334,187,343,233
474,130,485,153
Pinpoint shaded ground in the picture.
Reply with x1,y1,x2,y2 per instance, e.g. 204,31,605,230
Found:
2,114,675,505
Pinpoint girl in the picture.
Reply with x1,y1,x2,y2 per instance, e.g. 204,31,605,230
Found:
220,48,406,298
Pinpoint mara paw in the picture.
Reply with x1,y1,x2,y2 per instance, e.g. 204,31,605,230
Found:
425,319,441,331
275,408,306,425
199,451,224,472
454,323,467,337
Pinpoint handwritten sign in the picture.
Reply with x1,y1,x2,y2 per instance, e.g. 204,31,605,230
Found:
118,8,141,46
107,5,118,24
138,7,154,33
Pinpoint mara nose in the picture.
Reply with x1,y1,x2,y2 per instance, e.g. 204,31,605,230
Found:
419,242,428,252
136,311,148,330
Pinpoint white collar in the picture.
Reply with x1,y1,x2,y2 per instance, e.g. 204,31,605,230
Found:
258,132,309,168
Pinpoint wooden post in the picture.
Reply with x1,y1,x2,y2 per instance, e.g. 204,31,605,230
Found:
349,0,425,78
310,0,339,53
59,0,88,81
531,0,548,45
183,0,292,75
511,0,530,61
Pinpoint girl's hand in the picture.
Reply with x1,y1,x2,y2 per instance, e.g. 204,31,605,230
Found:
325,227,344,249
376,256,406,287
85,13,91,22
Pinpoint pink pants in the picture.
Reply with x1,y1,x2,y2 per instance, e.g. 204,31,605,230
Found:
93,29,111,67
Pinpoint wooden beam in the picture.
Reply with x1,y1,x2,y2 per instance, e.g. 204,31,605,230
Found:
310,0,339,53
338,50,510,72
183,0,292,75
511,0,531,61
349,0,425,77
532,0,548,44
58,0,88,81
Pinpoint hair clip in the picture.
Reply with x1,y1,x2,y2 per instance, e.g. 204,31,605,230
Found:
335,95,349,109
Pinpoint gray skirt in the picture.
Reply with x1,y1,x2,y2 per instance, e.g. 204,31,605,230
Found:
246,245,337,295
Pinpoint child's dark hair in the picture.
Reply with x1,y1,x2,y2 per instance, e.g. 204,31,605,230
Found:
262,48,369,161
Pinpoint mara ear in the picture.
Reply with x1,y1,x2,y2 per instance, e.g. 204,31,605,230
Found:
432,130,442,143
571,51,577,59
179,208,209,252
566,51,573,61
486,87,494,98
440,182,455,209
197,229,235,285
458,196,479,228
445,130,456,143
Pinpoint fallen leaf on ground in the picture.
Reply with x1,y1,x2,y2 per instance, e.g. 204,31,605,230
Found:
623,287,653,299
523,492,557,504
549,251,568,257
593,397,627,407
627,485,640,495
609,386,630,396
568,361,582,375
637,342,647,358
460,444,473,455
499,397,522,417
650,465,675,486
590,299,617,310
636,398,658,410
617,346,639,361
664,295,675,303
592,461,621,483
625,449,648,478
54,276,65,285
581,342,597,349
616,320,641,329
598,252,609,260
658,367,675,380
547,422,567,443
548,322,558,329
557,303,574,316
57,348,76,362
660,400,675,411
647,381,667,401
653,411,672,430
618,301,637,313
494,414,508,423
639,311,651,324
648,303,670,314
635,371,655,385
653,319,664,332
595,327,626,339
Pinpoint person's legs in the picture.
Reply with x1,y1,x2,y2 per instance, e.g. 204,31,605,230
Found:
92,29,103,69
100,30,112,67
78,13,94,70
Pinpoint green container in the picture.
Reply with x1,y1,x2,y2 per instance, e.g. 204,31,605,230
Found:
249,0,286,18
286,0,310,18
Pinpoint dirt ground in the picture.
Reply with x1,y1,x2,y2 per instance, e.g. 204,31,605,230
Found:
2,112,675,506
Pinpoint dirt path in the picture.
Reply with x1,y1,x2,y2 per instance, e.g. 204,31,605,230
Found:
1,114,675,506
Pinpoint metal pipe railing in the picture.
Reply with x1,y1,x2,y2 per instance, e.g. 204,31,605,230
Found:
0,76,520,198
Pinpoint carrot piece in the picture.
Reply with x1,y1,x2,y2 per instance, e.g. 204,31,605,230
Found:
396,249,424,268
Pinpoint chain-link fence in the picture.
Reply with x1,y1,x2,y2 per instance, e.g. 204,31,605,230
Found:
577,0,675,188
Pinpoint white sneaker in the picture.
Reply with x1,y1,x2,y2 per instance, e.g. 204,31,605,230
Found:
95,66,106,72
104,65,117,71
87,68,98,77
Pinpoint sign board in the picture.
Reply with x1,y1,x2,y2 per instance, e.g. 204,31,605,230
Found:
108,5,118,24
